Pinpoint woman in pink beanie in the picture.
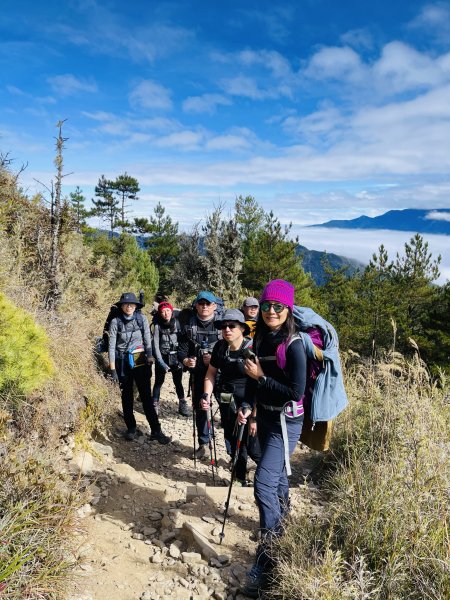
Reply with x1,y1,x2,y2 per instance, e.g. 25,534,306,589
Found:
240,279,307,597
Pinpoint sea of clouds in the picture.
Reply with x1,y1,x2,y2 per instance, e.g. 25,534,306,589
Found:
295,227,449,284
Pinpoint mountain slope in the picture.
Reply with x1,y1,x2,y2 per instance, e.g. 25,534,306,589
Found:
310,208,450,235
297,245,364,285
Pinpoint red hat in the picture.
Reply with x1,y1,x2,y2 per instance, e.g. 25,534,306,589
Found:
158,301,173,313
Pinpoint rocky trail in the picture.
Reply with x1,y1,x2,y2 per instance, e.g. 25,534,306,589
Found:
65,376,322,600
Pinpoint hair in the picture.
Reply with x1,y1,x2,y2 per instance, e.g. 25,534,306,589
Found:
253,307,296,350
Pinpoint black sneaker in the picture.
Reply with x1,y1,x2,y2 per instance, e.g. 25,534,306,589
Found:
195,444,207,459
178,399,190,417
149,431,171,445
124,428,136,441
241,564,266,598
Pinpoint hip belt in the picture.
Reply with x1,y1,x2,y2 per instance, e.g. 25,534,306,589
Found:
260,398,304,477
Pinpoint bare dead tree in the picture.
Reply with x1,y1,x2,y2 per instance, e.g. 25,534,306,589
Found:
46,120,68,309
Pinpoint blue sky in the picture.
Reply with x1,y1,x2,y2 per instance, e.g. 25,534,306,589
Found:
1,0,449,277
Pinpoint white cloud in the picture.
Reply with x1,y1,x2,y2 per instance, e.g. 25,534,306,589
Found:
425,210,450,222
220,75,291,100
48,74,98,96
6,85,26,96
155,130,204,150
182,94,232,115
340,28,374,50
302,41,450,100
237,49,293,79
374,42,450,93
408,2,450,44
303,46,366,84
129,80,173,111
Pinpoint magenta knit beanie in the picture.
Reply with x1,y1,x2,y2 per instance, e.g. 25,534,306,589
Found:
259,279,295,310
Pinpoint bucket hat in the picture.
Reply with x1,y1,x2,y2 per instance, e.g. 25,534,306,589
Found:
116,292,143,308
215,308,251,336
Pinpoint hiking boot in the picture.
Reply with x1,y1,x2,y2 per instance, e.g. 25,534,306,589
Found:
241,564,266,598
195,444,207,459
235,478,249,487
149,431,171,445
124,428,136,441
178,399,190,417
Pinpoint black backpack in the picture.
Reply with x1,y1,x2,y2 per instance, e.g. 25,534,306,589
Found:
96,291,145,353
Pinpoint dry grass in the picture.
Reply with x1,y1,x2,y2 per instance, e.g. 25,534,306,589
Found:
269,353,449,600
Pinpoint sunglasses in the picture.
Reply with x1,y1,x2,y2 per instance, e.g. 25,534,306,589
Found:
197,300,212,306
220,322,239,330
260,301,286,313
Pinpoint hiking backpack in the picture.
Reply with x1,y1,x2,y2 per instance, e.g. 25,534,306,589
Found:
96,291,146,354
260,306,348,451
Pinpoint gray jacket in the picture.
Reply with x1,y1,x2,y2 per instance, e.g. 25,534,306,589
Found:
108,314,152,364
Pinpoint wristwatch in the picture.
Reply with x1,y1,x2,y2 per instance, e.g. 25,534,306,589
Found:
257,375,267,386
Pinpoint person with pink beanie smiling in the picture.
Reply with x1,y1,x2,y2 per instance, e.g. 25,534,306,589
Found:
240,279,307,598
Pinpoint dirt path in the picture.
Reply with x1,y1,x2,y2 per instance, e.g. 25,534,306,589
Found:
66,376,321,600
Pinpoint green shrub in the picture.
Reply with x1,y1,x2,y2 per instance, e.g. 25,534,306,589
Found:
269,355,449,600
0,292,53,398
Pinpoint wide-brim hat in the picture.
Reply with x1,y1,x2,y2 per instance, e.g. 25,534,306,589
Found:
215,308,251,336
116,292,143,308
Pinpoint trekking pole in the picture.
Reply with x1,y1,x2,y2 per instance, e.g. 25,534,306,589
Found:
188,372,197,468
209,397,219,478
203,394,216,486
219,420,245,544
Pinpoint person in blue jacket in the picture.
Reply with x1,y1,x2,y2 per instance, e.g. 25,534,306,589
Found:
240,279,307,598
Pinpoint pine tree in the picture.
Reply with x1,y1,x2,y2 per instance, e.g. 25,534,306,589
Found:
134,202,180,294
202,205,242,303
69,186,90,232
110,234,159,301
242,210,314,303
111,173,140,231
391,234,442,350
170,226,208,305
92,175,119,233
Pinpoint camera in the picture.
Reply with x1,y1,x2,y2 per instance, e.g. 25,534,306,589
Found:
243,348,257,363
200,340,210,356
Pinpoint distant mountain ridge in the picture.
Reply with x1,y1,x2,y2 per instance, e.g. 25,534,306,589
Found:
296,245,364,286
310,208,450,235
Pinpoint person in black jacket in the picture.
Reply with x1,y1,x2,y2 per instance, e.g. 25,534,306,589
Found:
201,308,260,485
240,280,307,598
152,301,189,417
178,290,221,459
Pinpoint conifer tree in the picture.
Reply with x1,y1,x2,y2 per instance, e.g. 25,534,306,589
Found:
111,172,140,231
391,234,441,348
69,186,90,232
202,205,242,303
134,202,180,294
110,234,159,301
92,175,119,233
242,210,314,303
170,226,208,304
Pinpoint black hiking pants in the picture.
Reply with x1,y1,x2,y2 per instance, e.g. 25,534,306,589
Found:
153,363,185,402
117,362,160,434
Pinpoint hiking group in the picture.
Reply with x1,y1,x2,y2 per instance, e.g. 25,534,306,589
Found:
104,279,347,599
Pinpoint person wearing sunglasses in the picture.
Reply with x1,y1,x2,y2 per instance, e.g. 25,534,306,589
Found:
240,279,307,598
200,308,260,485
